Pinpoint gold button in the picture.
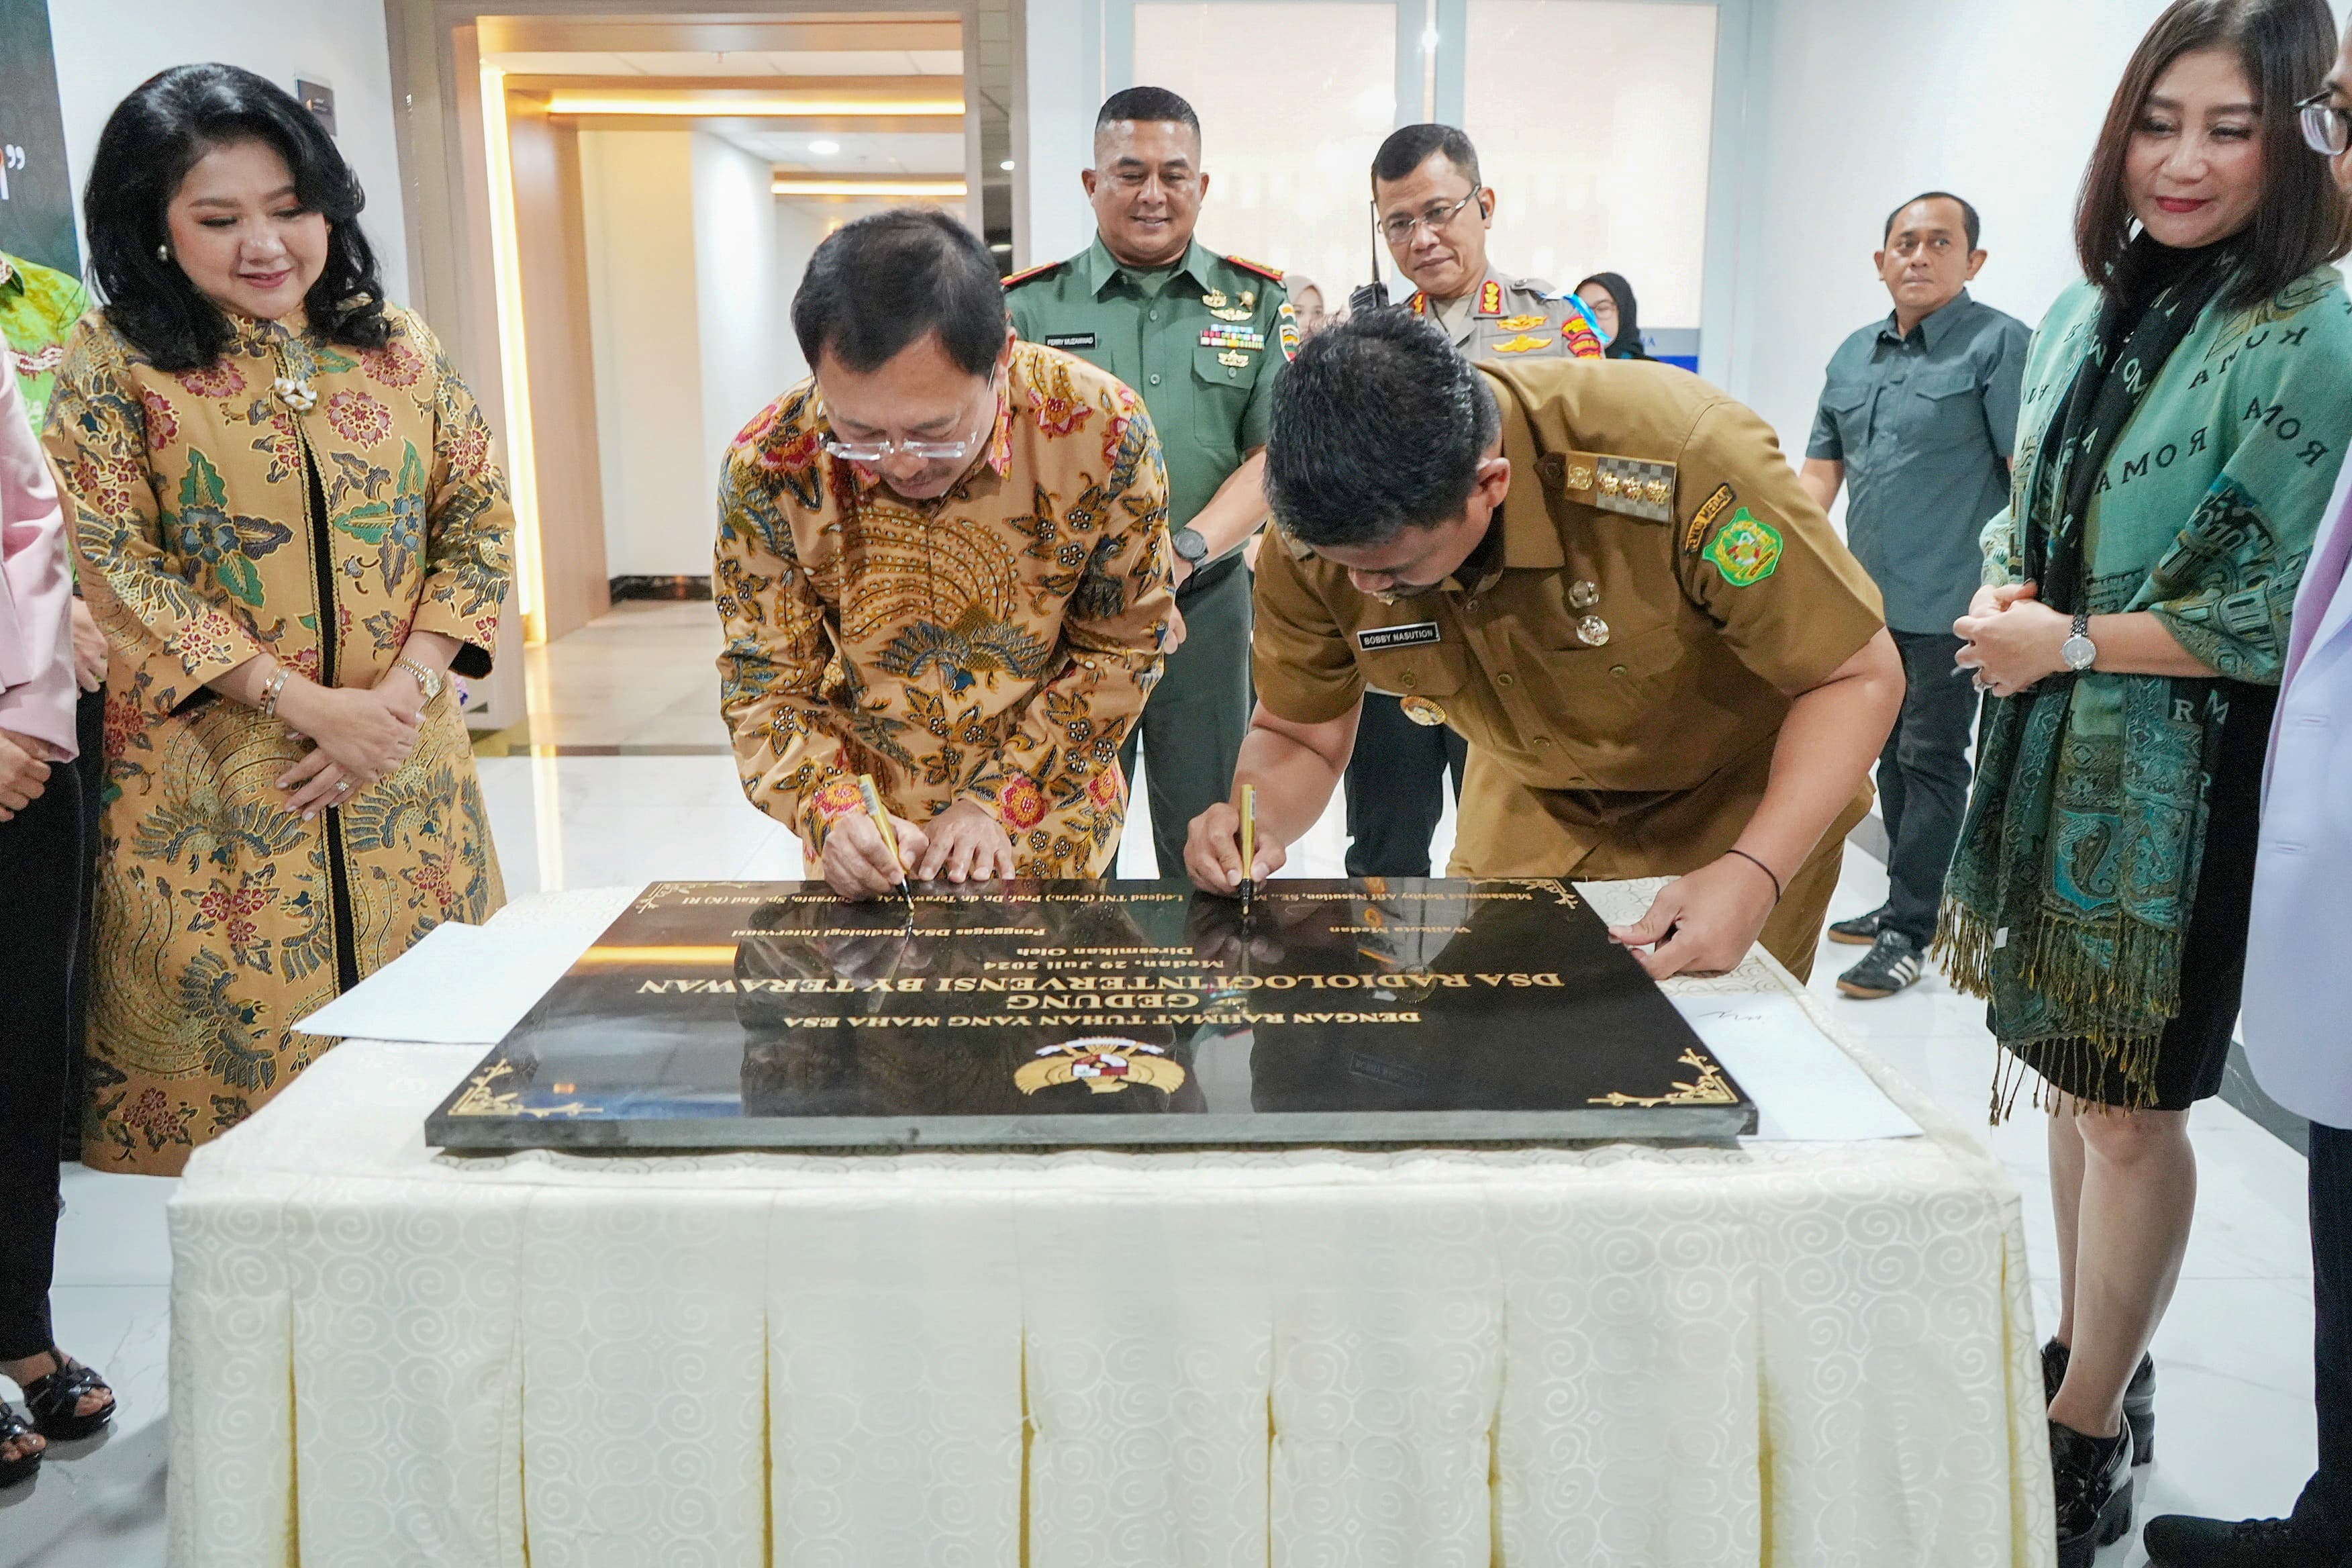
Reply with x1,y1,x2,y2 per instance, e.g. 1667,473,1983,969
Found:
1497,671,1516,687
1534,735,1553,748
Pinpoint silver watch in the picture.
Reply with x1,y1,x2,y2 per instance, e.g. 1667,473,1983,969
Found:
2059,609,2098,673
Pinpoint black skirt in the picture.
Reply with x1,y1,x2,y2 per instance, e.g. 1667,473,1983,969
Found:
2002,680,2275,1112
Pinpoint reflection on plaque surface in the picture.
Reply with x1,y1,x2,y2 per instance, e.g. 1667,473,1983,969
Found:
425,878,1755,1150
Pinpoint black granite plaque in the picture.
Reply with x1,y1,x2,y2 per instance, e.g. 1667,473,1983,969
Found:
425,879,1755,1150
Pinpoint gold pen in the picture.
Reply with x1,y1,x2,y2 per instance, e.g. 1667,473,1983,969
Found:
1237,783,1257,915
855,774,915,917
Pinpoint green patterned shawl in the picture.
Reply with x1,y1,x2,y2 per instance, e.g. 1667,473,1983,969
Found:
1938,250,2352,1104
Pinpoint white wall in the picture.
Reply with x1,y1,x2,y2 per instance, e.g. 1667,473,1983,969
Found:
692,133,790,485
1730,0,2273,460
1021,0,1102,267
48,0,409,303
579,130,706,579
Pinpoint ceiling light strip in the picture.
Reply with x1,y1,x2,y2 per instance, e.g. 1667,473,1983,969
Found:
545,93,964,117
772,178,969,197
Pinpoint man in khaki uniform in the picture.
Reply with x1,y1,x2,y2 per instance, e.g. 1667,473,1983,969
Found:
1186,311,1904,980
1342,124,1606,879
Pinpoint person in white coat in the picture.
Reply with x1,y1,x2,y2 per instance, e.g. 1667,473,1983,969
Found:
2142,16,2352,1564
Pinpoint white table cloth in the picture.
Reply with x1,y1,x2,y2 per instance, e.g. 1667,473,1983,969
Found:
166,885,2055,1567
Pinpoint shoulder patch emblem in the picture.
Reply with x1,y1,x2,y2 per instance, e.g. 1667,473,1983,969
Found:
1560,315,1606,360
1703,507,1783,587
1224,253,1285,282
1001,260,1063,290
1682,483,1736,554
1277,305,1302,362
1478,279,1504,316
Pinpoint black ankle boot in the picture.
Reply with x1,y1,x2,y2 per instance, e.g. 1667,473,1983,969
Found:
2042,1338,2157,1465
2052,1418,2134,1568
2141,1510,2348,1567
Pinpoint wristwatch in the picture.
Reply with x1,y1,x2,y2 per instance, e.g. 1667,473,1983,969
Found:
395,656,446,700
1169,526,1210,568
2059,609,2098,673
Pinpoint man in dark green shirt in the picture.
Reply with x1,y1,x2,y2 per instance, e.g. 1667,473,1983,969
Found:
1799,191,2028,999
1006,85,1293,877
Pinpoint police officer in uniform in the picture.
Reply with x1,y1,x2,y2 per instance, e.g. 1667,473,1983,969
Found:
1186,310,1904,981
1342,124,1606,877
1006,86,1293,877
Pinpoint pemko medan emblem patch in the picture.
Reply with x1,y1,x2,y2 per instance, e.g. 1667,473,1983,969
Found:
1702,507,1784,587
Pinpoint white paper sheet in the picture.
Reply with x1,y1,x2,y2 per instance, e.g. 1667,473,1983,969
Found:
1672,995,1922,1142
291,916,611,1044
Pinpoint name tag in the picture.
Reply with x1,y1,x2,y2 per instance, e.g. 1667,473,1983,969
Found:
1357,622,1442,651
1045,332,1097,350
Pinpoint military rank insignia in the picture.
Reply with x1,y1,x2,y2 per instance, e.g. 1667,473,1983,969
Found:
1703,507,1784,587
1478,279,1504,315
1551,452,1677,522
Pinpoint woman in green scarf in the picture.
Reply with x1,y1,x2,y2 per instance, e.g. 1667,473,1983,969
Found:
1939,1,2352,1557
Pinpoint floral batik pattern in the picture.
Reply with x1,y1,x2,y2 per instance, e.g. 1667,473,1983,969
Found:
48,304,514,1175
716,341,1173,876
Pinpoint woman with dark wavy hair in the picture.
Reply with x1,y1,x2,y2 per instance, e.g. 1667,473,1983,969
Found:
1937,1,2352,1559
48,63,513,1175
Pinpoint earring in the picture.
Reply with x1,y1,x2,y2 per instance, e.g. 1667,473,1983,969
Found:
156,243,168,262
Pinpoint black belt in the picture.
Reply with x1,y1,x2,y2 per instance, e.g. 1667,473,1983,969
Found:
1175,551,1244,603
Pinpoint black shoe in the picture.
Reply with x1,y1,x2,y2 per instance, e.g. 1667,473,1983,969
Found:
1827,905,1888,945
2053,1418,2135,1568
2043,1338,2155,1465
2143,1512,2348,1566
1836,929,1924,998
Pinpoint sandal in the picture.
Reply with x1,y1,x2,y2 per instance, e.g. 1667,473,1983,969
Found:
22,1349,113,1442
0,1404,39,1488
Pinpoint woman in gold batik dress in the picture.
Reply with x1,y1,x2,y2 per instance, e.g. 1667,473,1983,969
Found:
50,65,511,1174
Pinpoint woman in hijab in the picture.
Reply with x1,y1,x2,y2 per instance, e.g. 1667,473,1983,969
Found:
1573,271,1651,359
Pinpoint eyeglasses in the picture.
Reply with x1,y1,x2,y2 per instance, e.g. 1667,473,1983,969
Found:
2299,88,2352,156
1377,187,1485,246
822,375,999,464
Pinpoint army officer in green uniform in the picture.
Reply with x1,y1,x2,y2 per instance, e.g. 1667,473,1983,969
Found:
1006,86,1293,877
1187,310,1904,981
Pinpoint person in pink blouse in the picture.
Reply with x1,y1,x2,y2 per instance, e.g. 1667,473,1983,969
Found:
0,346,115,1489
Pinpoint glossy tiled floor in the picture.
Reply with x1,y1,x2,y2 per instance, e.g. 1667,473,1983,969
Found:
7,599,2318,1567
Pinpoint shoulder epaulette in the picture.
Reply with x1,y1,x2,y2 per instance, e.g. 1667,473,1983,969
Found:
1001,260,1065,290
1224,254,1285,283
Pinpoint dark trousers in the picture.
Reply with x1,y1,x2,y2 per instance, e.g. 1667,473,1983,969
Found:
1120,560,1253,879
0,740,86,1361
60,687,102,1159
1877,630,1978,946
1342,691,1469,878
2297,1122,2352,1535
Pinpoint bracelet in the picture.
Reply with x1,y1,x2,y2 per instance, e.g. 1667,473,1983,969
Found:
1724,847,1783,905
258,666,293,720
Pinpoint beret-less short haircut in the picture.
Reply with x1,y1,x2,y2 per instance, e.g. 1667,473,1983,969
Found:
1095,86,1200,142
791,207,1007,379
1266,309,1501,549
1883,191,1982,251
1371,124,1481,190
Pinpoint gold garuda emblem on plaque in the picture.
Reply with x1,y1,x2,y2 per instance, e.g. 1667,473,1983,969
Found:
1016,1038,1188,1095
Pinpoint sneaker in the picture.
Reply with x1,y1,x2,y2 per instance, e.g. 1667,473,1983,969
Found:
2143,1512,2347,1566
1836,929,1923,998
1826,905,1888,945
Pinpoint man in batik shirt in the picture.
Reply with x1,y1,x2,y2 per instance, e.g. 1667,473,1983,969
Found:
717,208,1175,898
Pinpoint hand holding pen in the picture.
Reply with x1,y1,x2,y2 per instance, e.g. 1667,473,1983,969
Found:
857,775,918,920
